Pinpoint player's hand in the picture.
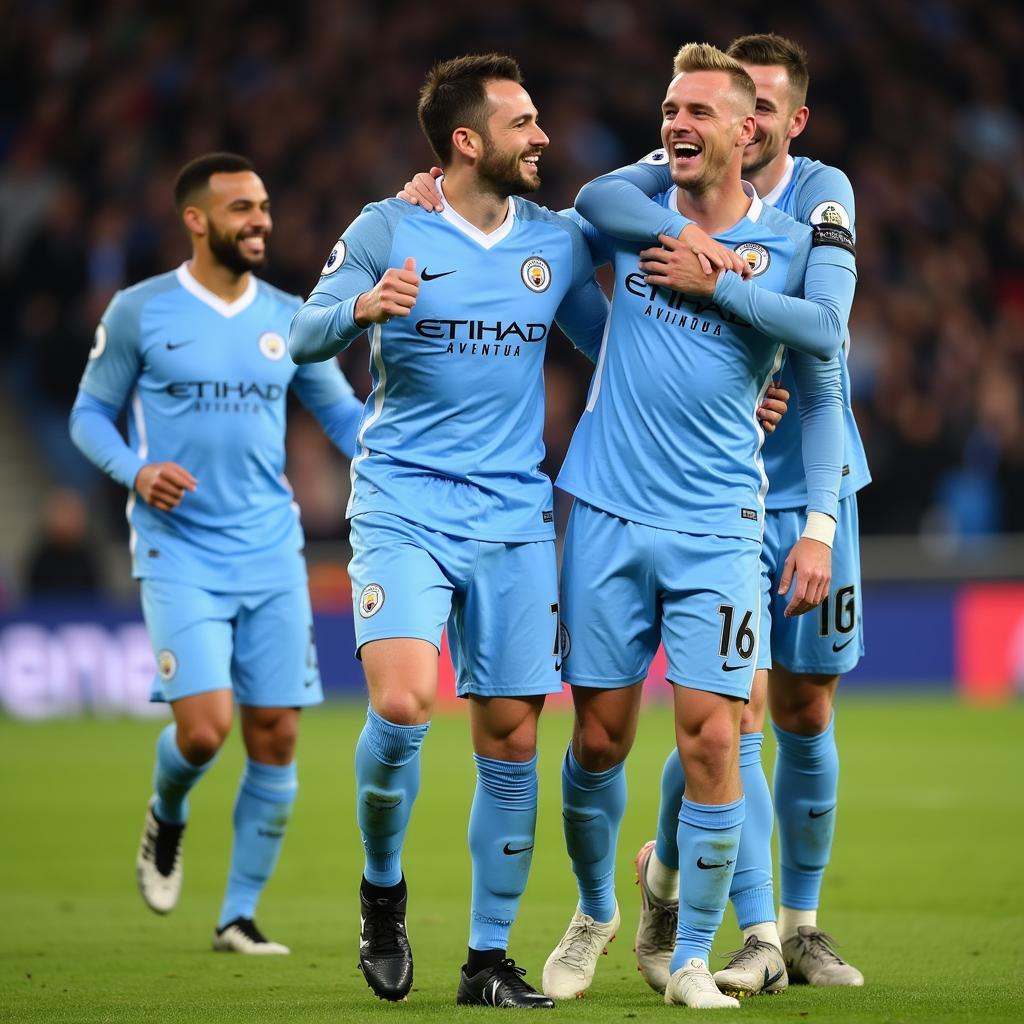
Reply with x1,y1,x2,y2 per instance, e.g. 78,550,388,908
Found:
679,223,752,279
135,462,197,512
757,383,790,434
779,537,831,618
396,167,444,212
355,257,419,326
639,234,719,296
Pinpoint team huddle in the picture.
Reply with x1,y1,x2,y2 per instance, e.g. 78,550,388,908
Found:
71,33,869,1011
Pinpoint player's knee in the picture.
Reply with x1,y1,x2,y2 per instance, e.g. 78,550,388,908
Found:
371,689,432,727
178,721,228,764
262,717,299,763
681,716,736,774
575,722,629,772
772,677,835,735
785,697,833,735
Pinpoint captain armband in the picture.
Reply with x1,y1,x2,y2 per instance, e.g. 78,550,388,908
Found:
810,223,855,256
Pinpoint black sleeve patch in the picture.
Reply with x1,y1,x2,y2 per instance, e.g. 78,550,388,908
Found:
811,223,856,256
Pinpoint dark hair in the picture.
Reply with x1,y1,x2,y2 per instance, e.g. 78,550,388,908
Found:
173,152,255,210
417,53,523,164
727,33,810,108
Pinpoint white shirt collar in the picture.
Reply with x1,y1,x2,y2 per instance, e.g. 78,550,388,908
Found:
176,262,257,318
759,155,795,208
436,176,516,250
740,180,764,222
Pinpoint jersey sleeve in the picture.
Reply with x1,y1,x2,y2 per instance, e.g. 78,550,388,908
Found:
574,151,686,242
290,358,363,458
288,204,396,364
555,226,610,363
70,293,147,489
787,350,844,519
793,164,857,241
77,291,142,409
712,247,856,361
69,391,146,490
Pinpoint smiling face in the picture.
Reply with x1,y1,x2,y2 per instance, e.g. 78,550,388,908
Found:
474,78,549,197
660,70,755,195
192,170,272,274
739,63,808,177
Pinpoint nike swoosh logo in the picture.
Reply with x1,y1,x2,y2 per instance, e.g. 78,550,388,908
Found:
809,806,835,818
696,856,735,870
764,966,784,987
421,268,456,280
166,340,195,350
554,661,562,672
721,663,747,672
832,637,855,652
502,842,534,856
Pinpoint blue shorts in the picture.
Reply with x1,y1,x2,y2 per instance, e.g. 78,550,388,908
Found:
348,512,561,698
559,501,761,700
140,580,323,706
757,493,864,676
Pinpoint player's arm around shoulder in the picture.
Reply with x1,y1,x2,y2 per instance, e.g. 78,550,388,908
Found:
289,201,416,364
551,210,610,363
778,347,844,617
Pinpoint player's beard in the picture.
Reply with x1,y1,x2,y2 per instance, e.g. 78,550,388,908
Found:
477,136,541,198
208,221,268,275
743,130,782,177
671,132,735,196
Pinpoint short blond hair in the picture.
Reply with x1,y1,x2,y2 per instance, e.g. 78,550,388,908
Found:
672,42,756,112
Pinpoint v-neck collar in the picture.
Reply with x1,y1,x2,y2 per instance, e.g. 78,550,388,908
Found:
437,177,516,250
176,263,257,318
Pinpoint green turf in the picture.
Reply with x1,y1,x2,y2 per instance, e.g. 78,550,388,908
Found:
2,695,1022,1022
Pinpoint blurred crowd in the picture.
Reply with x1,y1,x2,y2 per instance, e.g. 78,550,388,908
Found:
3,0,1024,564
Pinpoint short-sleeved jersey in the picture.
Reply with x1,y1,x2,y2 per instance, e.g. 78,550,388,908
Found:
557,188,812,542
78,264,355,590
303,195,607,543
758,156,871,507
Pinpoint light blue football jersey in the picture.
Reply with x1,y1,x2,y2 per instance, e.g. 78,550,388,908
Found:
77,264,357,590
757,156,871,507
290,189,609,543
575,151,870,510
557,187,842,541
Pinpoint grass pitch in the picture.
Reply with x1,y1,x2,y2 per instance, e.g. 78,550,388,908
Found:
2,695,1022,1022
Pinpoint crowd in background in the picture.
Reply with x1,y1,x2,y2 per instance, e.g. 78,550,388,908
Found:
3,0,1023,571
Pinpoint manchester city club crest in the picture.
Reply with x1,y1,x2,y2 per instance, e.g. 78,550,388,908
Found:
258,331,286,361
521,256,551,293
321,240,346,276
734,242,771,277
157,649,178,681
359,583,385,618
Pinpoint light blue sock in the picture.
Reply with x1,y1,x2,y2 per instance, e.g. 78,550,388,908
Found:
672,796,744,970
729,733,776,928
354,705,430,888
152,723,212,825
655,749,685,869
561,745,626,923
774,715,839,910
468,753,538,951
217,759,298,927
